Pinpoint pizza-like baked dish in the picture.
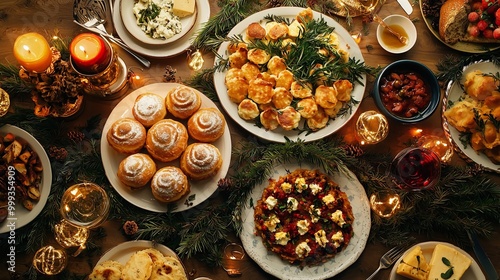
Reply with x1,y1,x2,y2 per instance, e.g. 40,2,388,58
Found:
253,169,354,267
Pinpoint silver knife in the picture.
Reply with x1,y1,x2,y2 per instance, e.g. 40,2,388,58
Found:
397,0,413,15
467,230,499,280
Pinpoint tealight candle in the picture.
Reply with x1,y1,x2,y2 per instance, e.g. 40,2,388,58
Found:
13,32,52,73
417,135,453,163
69,33,111,75
355,110,389,145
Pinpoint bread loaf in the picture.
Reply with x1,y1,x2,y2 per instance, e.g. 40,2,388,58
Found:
439,0,470,44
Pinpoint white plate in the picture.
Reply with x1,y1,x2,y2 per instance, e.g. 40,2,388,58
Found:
389,241,486,280
0,125,52,233
442,61,500,173
240,162,371,280
100,83,231,212
112,0,209,57
95,240,184,268
213,7,366,143
120,0,197,45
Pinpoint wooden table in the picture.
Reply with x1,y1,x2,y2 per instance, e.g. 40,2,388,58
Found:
0,0,498,279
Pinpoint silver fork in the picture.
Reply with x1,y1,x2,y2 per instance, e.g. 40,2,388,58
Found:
366,244,410,280
73,0,151,68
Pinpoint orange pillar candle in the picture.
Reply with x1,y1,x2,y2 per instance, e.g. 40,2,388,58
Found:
69,33,112,75
13,32,52,73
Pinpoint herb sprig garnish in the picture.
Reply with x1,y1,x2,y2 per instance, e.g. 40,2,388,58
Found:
440,257,454,279
138,2,160,24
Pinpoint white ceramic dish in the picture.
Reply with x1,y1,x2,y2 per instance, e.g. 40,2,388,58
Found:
0,125,52,233
100,83,231,212
240,162,371,280
213,7,366,143
442,61,500,173
389,241,486,280
119,0,197,45
376,14,417,54
112,0,209,57
95,240,184,269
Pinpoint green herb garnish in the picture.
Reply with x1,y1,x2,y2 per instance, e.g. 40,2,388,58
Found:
440,257,454,279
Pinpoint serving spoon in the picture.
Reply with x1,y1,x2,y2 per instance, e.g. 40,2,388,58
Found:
73,0,151,68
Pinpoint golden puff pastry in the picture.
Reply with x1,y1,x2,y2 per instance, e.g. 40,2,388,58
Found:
464,70,499,100
296,7,313,23
265,21,289,40
226,77,249,104
277,106,301,131
443,98,478,132
146,119,188,162
296,97,318,119
151,166,189,203
228,48,248,69
132,92,167,127
88,260,123,280
290,81,313,99
238,98,260,120
323,101,344,117
188,108,226,142
267,56,287,76
333,80,353,102
225,68,244,82
307,107,329,131
227,42,247,54
121,250,153,280
180,143,222,181
246,22,266,40
107,118,147,154
260,108,279,130
117,153,156,189
272,87,293,109
166,85,201,119
248,48,271,65
315,85,338,109
241,62,261,82
150,255,188,280
248,77,274,104
276,69,294,90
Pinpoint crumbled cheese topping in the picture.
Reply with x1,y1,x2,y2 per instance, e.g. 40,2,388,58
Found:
295,241,311,258
287,197,298,212
280,182,293,193
309,205,321,223
275,231,290,246
294,177,308,193
331,209,346,227
322,193,335,205
133,0,182,39
331,231,344,248
265,196,278,210
297,219,310,235
309,183,321,195
264,214,280,232
314,229,328,247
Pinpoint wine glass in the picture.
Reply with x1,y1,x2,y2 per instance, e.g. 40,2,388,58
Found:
388,147,441,191
55,182,110,256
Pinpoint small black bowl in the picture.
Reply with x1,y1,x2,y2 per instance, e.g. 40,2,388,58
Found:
373,60,440,124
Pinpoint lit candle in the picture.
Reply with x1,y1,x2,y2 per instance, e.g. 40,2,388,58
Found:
13,32,52,73
69,33,111,75
355,110,389,145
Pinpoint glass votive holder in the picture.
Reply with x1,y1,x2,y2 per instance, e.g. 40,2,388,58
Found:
417,135,453,163
369,191,401,218
32,245,67,275
389,147,441,191
355,110,389,145
54,219,89,257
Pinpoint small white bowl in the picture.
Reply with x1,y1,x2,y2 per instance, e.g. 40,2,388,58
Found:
376,14,417,54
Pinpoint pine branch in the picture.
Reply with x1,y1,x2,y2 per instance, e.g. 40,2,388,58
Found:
184,68,218,102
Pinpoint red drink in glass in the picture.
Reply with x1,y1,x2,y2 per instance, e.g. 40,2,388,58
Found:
389,147,441,191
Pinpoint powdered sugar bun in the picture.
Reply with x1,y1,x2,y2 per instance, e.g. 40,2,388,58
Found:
146,119,188,162
180,143,222,181
117,153,156,189
166,85,202,119
187,108,226,142
132,93,167,127
107,118,146,154
151,166,189,203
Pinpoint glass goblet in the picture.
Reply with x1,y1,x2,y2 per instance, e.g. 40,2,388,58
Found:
389,147,441,191
54,219,89,257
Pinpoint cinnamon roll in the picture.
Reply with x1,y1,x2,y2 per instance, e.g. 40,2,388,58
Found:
165,85,201,119
132,92,167,127
146,119,188,162
180,143,222,181
187,108,226,142
117,153,156,189
151,166,189,203
107,118,147,154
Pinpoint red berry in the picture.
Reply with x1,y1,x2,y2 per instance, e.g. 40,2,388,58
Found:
468,12,480,22
483,28,494,38
493,28,500,39
483,0,492,9
478,20,489,31
496,17,500,26
469,25,481,37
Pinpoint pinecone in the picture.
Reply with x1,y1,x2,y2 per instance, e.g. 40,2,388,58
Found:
342,143,364,157
123,220,139,236
465,164,484,176
163,65,177,82
267,0,282,7
67,130,85,142
217,178,234,191
48,146,68,161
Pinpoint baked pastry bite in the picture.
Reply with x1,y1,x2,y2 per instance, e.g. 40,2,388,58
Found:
121,250,153,280
166,85,201,119
151,166,189,203
260,108,279,130
132,92,167,127
315,85,338,109
188,108,226,142
150,255,188,280
246,22,266,40
277,106,301,131
241,62,261,82
107,118,147,154
88,260,123,280
272,87,293,109
267,56,287,75
333,79,353,102
238,99,260,120
307,107,329,131
296,97,318,119
247,48,271,65
117,153,156,189
290,81,313,98
248,77,274,104
146,119,188,162
180,143,222,181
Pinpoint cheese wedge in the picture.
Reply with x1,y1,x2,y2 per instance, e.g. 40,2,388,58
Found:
396,245,430,280
173,0,195,18
427,244,472,280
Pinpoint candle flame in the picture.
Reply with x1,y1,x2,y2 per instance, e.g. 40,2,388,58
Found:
23,45,31,53
79,45,88,57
